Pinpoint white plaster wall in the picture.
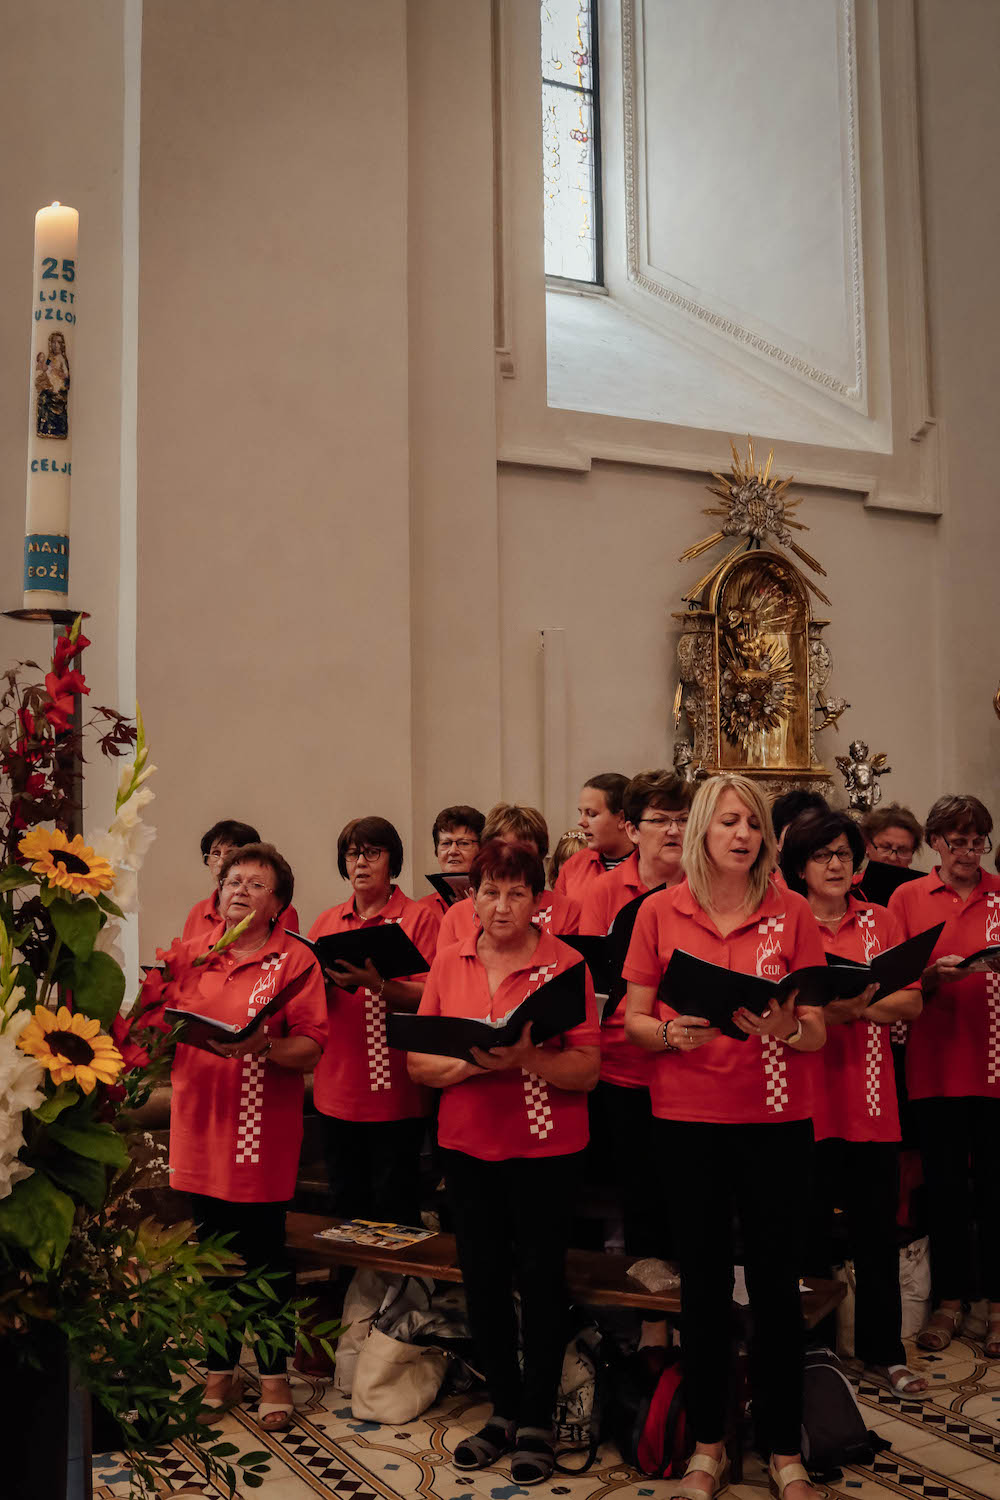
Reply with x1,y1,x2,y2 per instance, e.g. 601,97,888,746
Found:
136,0,414,947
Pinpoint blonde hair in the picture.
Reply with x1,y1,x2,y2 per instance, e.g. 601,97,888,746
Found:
482,802,550,860
549,828,588,883
682,774,776,914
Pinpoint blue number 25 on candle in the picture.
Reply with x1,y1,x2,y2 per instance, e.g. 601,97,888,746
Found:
40,258,76,283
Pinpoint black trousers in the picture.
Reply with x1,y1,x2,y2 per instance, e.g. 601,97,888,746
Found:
657,1118,812,1457
805,1138,904,1367
912,1095,1000,1302
321,1113,426,1226
189,1194,292,1375
442,1147,584,1430
588,1080,674,1263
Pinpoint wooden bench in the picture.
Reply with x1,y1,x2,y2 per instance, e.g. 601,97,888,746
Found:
287,1212,844,1328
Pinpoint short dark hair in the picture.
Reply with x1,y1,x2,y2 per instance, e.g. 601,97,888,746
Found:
925,795,993,842
200,819,261,862
623,770,693,828
432,804,485,850
219,841,294,913
336,816,404,879
469,839,546,897
859,802,923,854
779,809,865,896
583,773,629,817
771,790,828,844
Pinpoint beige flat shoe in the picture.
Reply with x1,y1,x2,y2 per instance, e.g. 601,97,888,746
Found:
916,1305,964,1352
768,1458,828,1500
669,1449,730,1500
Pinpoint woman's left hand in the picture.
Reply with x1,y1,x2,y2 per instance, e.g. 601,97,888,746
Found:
470,1020,537,1072
209,1020,270,1058
324,958,382,993
733,992,800,1039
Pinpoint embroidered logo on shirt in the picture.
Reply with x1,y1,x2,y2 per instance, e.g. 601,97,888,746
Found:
234,952,286,1167
864,1023,882,1116
986,972,1000,1088
755,916,784,980
519,960,559,1138
856,909,882,964
986,893,1000,948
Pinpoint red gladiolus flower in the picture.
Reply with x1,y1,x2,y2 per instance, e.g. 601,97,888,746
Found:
52,628,91,675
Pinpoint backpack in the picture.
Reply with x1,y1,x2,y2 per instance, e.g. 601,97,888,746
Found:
610,1347,688,1479
553,1323,609,1473
800,1348,888,1477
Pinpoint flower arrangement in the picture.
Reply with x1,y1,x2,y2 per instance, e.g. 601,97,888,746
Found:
0,622,291,1496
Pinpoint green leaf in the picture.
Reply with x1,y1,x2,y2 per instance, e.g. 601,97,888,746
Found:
0,866,35,892
32,1082,79,1124
48,1120,130,1167
50,897,101,959
239,1451,270,1467
45,1151,108,1210
97,891,125,918
0,1170,75,1271
70,949,126,1027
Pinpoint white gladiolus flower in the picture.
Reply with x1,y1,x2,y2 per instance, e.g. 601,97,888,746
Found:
0,1030,44,1202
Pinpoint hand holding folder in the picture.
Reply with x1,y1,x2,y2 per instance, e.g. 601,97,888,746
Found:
289,926,431,991
164,966,313,1054
386,962,587,1063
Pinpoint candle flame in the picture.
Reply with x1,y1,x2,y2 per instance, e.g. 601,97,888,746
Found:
51,201,61,207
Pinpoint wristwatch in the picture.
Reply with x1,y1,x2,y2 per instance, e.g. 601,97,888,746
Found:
783,1020,803,1046
259,1038,273,1059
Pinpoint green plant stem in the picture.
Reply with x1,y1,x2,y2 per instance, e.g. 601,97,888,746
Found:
39,935,63,1008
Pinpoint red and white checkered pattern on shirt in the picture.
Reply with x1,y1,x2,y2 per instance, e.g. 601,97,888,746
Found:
986,971,1000,1087
233,953,285,1165
864,1022,883,1117
518,960,559,1138
761,1033,789,1114
363,917,403,1093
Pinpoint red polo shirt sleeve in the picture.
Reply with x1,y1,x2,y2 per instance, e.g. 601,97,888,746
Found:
813,899,901,1143
309,887,439,1123
890,869,1000,1101
623,883,825,1125
419,933,598,1161
168,931,327,1202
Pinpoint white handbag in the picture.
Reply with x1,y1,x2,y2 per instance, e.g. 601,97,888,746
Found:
351,1325,448,1422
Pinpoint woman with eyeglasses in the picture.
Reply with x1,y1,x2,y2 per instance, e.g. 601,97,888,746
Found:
163,842,328,1429
437,804,581,947
309,816,441,1226
889,795,1000,1358
779,810,926,1395
623,775,827,1500
182,817,301,943
419,804,485,918
579,770,692,1344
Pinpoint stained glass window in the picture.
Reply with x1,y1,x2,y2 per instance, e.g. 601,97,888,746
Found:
541,0,601,284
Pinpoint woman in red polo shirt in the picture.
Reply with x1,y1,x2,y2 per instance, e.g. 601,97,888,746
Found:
437,804,581,948
779,808,926,1395
309,816,441,1226
163,842,327,1429
580,768,692,1344
624,775,827,1500
408,840,600,1486
889,795,1000,1358
182,818,300,942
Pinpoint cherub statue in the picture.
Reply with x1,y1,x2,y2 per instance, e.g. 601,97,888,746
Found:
835,739,891,812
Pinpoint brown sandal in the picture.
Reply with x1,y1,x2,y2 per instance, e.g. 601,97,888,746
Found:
916,1306,964,1352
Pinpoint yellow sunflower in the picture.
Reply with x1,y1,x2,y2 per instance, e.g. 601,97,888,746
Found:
18,828,115,897
18,1005,123,1094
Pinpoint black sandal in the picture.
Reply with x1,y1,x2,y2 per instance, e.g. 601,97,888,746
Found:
510,1427,555,1486
453,1417,516,1471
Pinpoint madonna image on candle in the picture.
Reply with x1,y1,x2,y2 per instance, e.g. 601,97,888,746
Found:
35,331,70,438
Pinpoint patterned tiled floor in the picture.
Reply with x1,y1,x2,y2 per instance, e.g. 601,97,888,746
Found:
92,1335,1000,1499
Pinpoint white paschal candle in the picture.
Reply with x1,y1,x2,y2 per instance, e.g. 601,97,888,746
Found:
24,201,79,606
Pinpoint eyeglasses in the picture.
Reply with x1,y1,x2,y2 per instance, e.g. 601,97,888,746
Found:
345,845,385,863
221,876,275,895
207,845,235,862
638,815,689,831
941,834,992,855
808,846,853,867
870,841,914,863
437,838,479,851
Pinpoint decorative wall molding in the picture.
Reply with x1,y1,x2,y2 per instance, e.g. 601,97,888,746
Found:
620,0,867,409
